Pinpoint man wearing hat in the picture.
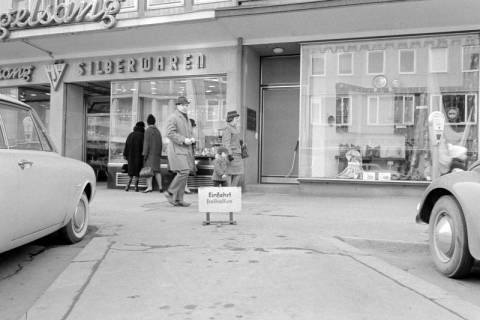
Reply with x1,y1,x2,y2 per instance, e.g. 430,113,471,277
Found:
164,96,195,206
222,110,244,187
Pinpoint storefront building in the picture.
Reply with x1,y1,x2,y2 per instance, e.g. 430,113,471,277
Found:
1,0,480,194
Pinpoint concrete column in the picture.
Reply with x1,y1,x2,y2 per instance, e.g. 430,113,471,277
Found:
64,84,85,160
49,83,66,155
48,83,85,160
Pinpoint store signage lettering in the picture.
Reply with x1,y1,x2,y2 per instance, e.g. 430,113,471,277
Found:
0,65,34,81
77,54,206,76
0,0,122,40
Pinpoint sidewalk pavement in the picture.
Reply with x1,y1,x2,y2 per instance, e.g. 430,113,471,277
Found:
20,184,480,320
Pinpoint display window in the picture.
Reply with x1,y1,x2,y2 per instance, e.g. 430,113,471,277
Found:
300,35,479,181
109,75,227,164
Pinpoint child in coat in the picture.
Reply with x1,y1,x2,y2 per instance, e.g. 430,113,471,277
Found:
212,147,229,187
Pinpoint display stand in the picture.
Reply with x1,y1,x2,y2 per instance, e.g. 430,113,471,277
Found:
198,186,241,226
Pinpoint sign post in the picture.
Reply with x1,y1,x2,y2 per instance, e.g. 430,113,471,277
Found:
198,187,241,225
428,111,446,180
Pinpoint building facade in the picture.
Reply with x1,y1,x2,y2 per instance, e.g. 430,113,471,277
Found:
1,0,479,193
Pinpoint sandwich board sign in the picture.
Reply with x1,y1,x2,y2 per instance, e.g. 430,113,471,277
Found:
198,187,241,225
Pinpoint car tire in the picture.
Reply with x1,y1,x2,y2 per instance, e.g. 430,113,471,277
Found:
429,195,473,278
61,192,90,244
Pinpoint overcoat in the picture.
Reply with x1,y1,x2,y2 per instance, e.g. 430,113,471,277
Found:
222,123,244,175
123,126,144,176
166,110,194,172
143,125,163,172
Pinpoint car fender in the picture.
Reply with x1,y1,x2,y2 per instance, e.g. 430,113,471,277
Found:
62,162,96,226
417,171,480,260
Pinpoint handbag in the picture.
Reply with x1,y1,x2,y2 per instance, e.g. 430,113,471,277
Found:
121,163,128,173
139,166,154,178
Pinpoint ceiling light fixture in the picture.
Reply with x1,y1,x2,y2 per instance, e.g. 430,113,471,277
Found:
273,47,284,54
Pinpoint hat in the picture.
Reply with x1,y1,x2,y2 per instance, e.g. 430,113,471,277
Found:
146,114,155,125
135,121,145,128
216,147,228,154
226,110,240,122
176,96,190,105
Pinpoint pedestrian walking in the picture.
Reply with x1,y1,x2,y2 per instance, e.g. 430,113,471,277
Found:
164,96,195,207
143,114,163,193
222,110,244,187
212,146,229,187
123,121,145,192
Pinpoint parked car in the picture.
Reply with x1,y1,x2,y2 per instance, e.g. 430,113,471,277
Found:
416,161,480,278
0,94,96,254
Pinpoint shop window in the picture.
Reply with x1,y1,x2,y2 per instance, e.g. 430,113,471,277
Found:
110,76,227,164
311,53,326,76
338,52,353,75
301,35,480,182
367,50,385,75
462,46,480,72
429,47,448,73
206,99,224,121
399,49,415,74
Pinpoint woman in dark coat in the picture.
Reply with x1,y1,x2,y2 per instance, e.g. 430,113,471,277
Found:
123,121,145,192
143,114,163,193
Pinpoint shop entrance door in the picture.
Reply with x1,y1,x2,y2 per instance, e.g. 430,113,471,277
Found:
84,82,111,181
261,87,299,183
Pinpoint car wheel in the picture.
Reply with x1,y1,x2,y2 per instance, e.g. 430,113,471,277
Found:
429,195,473,278
61,192,90,243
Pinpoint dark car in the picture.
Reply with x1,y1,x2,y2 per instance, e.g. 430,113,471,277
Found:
416,161,480,278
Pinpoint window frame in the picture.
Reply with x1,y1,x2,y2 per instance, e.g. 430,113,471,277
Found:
441,93,477,125
367,50,385,75
311,52,326,76
337,52,354,76
398,49,416,74
429,47,449,73
462,45,480,72
393,94,415,125
335,96,352,126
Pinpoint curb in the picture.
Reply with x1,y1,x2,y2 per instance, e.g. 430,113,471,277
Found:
18,237,112,320
325,237,480,320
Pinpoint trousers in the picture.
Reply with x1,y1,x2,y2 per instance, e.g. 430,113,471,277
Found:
167,169,190,202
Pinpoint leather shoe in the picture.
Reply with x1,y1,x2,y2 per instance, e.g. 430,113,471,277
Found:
143,189,152,193
164,192,176,206
176,200,191,207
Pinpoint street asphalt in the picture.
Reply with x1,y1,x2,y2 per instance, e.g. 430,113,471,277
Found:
19,184,480,320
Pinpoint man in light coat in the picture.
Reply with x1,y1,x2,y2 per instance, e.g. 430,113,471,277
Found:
164,96,195,207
